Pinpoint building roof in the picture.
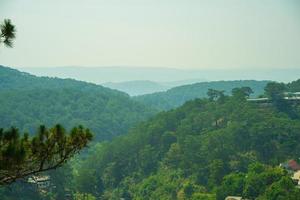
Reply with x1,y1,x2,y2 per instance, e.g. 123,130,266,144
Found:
28,175,50,183
288,160,300,171
247,98,269,101
292,170,300,180
225,197,242,200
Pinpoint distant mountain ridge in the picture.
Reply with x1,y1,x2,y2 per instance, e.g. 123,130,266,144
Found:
134,80,269,110
19,66,300,84
102,79,206,96
103,80,169,96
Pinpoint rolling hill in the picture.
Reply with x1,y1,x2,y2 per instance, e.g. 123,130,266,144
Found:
0,65,155,141
134,80,269,110
75,83,300,199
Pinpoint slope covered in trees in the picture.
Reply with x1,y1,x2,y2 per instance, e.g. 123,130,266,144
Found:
134,80,268,110
0,125,92,185
2,66,300,199
0,66,154,141
73,83,300,199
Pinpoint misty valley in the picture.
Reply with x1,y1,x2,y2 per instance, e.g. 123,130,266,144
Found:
1,65,300,200
2,1,300,199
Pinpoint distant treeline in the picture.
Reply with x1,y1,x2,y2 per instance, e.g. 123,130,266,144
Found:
134,80,269,110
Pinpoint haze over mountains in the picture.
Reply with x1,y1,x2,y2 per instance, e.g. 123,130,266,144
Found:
19,67,300,83
102,79,207,96
2,0,300,199
0,65,270,133
103,80,170,96
17,66,300,96
4,65,269,112
2,64,300,199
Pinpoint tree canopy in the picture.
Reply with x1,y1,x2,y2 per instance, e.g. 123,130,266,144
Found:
134,80,268,110
0,66,155,141
0,125,92,185
70,83,300,199
0,19,16,48
1,68,300,199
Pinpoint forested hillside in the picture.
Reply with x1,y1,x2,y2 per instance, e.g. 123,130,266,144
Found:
0,66,154,140
2,1,300,199
134,80,268,110
71,82,300,199
2,66,300,199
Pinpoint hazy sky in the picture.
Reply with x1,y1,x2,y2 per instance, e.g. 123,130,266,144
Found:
0,0,300,69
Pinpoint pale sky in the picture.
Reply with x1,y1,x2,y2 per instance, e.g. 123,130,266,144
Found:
0,0,300,69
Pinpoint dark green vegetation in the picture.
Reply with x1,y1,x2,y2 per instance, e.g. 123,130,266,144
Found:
69,81,300,199
288,79,300,92
1,66,300,199
217,163,300,200
0,125,92,185
0,66,154,141
0,19,16,48
134,80,268,110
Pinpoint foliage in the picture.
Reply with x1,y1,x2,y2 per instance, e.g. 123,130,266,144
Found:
207,89,225,101
264,81,298,118
2,72,300,199
134,80,268,110
287,79,300,92
0,19,16,48
73,85,300,199
231,87,253,99
217,163,300,200
0,66,154,141
264,82,286,100
0,124,92,185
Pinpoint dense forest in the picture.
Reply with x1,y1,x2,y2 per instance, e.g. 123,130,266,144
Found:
0,66,154,141
134,80,269,110
2,1,300,199
1,66,300,199
68,82,300,199
2,79,299,199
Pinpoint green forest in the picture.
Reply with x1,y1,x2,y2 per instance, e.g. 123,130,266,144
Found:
0,66,154,141
1,66,300,199
2,0,300,198
134,80,269,111
69,81,300,200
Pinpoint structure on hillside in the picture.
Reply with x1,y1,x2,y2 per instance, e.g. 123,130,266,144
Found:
280,159,300,187
280,159,300,172
247,92,300,104
225,196,243,200
27,175,52,194
285,92,300,98
292,171,300,188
